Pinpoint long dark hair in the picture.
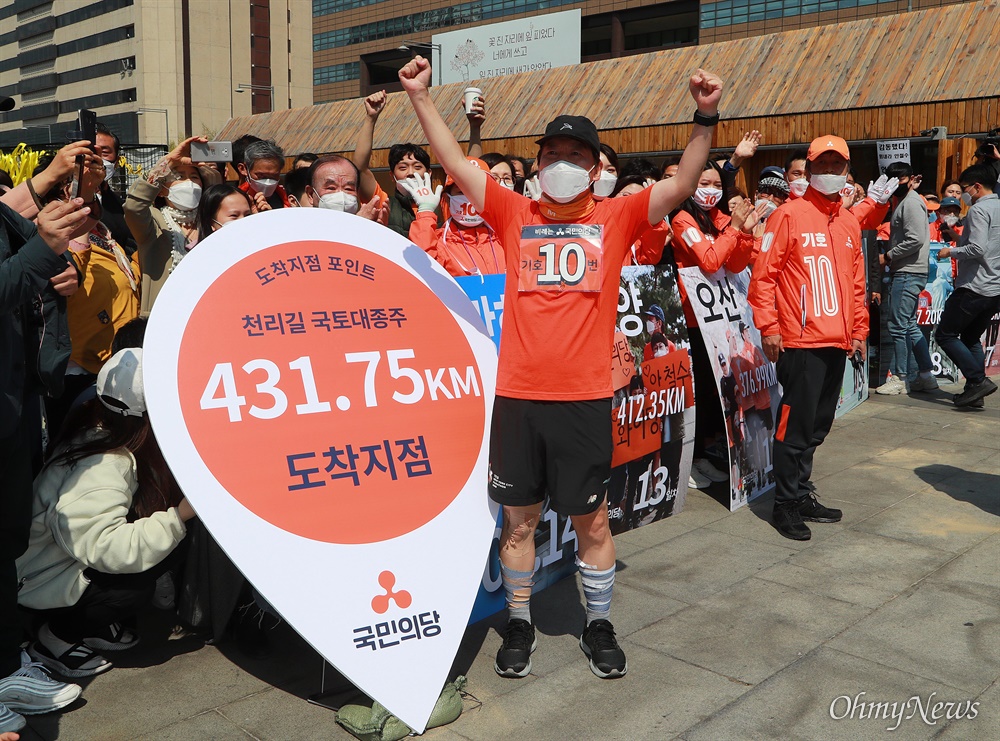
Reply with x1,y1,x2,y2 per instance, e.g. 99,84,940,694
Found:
670,160,727,239
197,184,253,242
47,394,180,520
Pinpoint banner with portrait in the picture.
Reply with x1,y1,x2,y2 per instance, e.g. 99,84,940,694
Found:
679,267,780,510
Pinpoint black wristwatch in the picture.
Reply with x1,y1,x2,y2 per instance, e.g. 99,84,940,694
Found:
693,109,720,127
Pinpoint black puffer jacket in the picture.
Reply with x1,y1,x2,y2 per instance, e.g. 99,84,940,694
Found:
0,202,71,438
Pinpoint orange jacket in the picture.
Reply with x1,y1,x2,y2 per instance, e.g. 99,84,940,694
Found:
409,212,503,277
850,197,890,231
671,208,755,325
748,187,868,351
625,220,670,266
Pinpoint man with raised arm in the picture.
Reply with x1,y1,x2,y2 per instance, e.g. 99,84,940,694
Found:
399,55,722,680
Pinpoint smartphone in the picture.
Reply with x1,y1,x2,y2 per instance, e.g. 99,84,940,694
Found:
71,109,97,198
190,140,233,163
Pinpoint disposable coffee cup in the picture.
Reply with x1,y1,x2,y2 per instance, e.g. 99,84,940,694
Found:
463,87,482,114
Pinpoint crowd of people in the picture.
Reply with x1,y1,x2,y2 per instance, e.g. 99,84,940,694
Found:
2,56,999,733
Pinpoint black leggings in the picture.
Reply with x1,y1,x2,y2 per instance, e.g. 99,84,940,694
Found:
687,328,725,455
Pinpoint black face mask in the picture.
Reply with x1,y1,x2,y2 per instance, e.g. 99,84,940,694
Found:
893,181,910,200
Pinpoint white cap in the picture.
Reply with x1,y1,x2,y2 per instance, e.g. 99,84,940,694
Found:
96,348,145,417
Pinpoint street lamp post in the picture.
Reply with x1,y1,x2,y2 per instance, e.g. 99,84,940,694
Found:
137,107,170,146
398,41,443,86
235,83,275,112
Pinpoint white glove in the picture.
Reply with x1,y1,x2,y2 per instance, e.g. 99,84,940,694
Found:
523,175,542,201
397,172,442,213
866,174,900,205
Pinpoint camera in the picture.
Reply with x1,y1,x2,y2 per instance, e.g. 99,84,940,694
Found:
975,129,1000,159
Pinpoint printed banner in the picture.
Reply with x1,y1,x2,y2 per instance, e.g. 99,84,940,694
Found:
144,210,498,733
679,267,780,510
456,264,694,621
836,351,869,418
918,242,962,382
877,139,911,172
433,9,581,84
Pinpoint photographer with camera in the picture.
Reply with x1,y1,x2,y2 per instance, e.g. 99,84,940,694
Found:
974,134,1000,189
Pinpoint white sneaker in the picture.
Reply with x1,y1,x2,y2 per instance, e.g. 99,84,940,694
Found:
688,468,713,490
909,374,939,392
0,702,26,733
693,457,729,483
0,650,82,715
875,374,905,395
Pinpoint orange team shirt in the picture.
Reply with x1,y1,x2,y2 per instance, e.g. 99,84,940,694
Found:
625,219,670,266
409,211,504,277
479,176,654,401
670,208,755,325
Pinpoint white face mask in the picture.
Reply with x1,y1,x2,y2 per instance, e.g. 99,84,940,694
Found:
318,192,359,214
103,159,116,184
449,194,484,226
538,160,594,203
167,180,202,210
693,187,723,211
942,213,959,227
645,319,657,333
789,178,809,197
653,346,668,358
500,181,516,191
755,198,777,219
810,173,848,196
592,171,617,198
249,177,279,198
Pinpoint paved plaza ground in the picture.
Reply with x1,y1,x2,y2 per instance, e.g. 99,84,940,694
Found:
14,381,1000,740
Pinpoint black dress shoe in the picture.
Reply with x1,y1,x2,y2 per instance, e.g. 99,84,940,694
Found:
773,501,811,540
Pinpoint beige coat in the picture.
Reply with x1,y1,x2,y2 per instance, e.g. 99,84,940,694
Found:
124,166,220,317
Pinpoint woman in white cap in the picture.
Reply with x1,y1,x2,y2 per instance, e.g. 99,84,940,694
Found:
16,347,195,678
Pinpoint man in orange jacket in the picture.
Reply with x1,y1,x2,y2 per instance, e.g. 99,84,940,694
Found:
748,135,868,540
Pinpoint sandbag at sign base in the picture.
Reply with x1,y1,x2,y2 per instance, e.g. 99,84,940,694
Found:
335,676,467,741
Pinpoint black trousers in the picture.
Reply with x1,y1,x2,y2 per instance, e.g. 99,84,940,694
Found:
771,347,846,505
46,545,184,643
0,409,35,676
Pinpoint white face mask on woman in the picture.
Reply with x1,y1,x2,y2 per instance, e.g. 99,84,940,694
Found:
538,160,594,203
693,187,723,211
789,178,809,198
592,171,617,198
448,194,484,226
754,198,778,219
317,192,359,214
167,180,202,210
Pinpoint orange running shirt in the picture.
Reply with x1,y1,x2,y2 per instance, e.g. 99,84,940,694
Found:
479,176,654,401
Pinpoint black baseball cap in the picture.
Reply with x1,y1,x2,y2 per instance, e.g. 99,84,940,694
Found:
535,115,600,157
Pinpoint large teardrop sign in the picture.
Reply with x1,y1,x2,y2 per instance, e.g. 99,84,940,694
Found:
144,209,498,732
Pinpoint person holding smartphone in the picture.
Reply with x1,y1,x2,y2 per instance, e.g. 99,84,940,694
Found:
124,136,221,316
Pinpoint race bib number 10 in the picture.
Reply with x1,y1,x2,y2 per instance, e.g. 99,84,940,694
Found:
517,223,603,292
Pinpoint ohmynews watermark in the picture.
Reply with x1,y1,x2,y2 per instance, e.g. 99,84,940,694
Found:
829,692,979,731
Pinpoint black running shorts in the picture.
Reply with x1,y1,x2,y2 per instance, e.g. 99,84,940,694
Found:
487,395,612,516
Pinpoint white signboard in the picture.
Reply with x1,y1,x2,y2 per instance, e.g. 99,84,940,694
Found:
877,139,911,172
144,209,498,732
433,9,581,84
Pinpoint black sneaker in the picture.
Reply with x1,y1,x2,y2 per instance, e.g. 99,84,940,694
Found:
494,619,536,678
773,501,811,540
579,620,627,679
798,492,842,523
954,378,997,407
